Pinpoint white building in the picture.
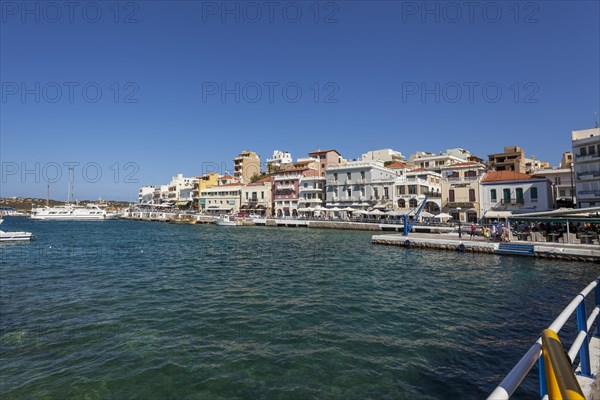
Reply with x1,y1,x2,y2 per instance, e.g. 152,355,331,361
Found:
240,178,272,216
479,171,553,220
326,160,398,210
394,169,443,214
572,127,600,208
138,186,155,204
360,148,404,163
299,170,326,210
266,150,293,173
533,168,575,208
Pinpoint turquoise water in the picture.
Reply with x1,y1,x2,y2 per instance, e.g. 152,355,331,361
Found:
1,218,599,399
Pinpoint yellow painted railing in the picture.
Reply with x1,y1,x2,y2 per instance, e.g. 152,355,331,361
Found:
541,329,585,400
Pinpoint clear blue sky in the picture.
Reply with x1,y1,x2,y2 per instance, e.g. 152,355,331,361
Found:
1,0,599,201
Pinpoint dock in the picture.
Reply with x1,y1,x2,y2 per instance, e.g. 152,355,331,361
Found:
372,232,600,262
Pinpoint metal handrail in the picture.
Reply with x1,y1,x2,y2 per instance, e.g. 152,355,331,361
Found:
487,277,600,400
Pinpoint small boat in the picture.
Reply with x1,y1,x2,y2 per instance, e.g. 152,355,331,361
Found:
0,219,33,242
31,203,121,220
215,215,238,226
169,214,197,224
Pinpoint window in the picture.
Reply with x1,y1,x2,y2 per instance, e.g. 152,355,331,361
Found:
374,188,379,198
491,189,497,201
347,172,351,180
361,171,365,179
531,187,538,201
516,188,524,202
589,146,596,155
347,188,351,197
465,170,477,179
398,199,406,208
384,187,389,199
333,173,338,181
559,190,566,197
409,199,418,208
449,189,455,202
580,147,587,156
554,177,561,185
360,187,365,196
469,188,475,202
503,188,511,203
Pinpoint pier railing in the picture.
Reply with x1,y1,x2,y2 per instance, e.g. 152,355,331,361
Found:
487,277,600,400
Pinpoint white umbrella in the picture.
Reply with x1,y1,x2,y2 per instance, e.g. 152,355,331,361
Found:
386,210,402,216
328,207,342,212
368,209,385,216
420,211,434,218
341,207,355,212
352,209,368,214
434,212,453,220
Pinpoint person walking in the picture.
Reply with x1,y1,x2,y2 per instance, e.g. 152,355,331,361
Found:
470,224,477,241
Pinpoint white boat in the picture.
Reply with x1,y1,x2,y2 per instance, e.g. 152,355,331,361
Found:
215,214,239,226
30,203,121,221
0,219,33,241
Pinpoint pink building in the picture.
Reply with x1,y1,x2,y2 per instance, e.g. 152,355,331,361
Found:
307,149,344,177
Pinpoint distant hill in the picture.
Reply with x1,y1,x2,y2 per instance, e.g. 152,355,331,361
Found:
0,197,132,211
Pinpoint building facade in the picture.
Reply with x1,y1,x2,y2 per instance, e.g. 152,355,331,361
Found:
479,171,553,220
272,167,311,217
307,149,344,177
572,128,600,208
532,168,575,208
394,168,442,215
440,162,487,223
298,170,326,211
240,178,272,216
201,182,244,215
266,150,293,173
360,148,404,163
326,160,397,210
234,150,261,183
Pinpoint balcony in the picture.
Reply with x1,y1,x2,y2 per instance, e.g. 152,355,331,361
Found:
276,184,295,191
574,153,600,161
274,174,302,181
577,171,600,180
300,186,323,192
578,190,600,196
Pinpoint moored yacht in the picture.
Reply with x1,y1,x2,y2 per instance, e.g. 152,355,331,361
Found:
0,219,33,241
30,203,121,220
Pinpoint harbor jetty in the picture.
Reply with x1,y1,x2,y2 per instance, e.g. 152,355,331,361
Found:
372,232,600,263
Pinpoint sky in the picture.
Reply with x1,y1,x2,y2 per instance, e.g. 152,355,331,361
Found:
1,0,599,202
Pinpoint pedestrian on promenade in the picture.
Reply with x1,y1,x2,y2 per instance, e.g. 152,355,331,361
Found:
470,224,477,241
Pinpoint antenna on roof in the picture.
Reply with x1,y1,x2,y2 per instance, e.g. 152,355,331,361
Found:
595,112,598,128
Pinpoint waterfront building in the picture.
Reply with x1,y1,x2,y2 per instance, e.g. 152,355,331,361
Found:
234,150,261,183
406,149,479,174
326,160,397,210
138,186,155,204
307,149,345,177
479,170,553,220
153,185,171,205
272,167,315,217
193,173,219,211
166,174,198,208
240,177,273,216
298,170,326,211
359,148,404,163
439,162,487,223
394,168,443,215
571,127,600,208
201,182,245,215
266,150,293,173
532,168,575,208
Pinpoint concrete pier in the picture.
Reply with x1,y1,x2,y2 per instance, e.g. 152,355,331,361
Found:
372,233,600,262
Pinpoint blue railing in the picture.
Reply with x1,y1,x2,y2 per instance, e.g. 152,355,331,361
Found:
487,277,600,399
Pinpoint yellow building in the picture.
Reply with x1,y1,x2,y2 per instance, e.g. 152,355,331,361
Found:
194,173,219,211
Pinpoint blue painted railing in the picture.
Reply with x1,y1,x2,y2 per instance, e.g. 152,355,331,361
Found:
487,277,600,399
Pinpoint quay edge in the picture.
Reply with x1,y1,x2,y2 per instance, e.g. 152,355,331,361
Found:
372,233,600,263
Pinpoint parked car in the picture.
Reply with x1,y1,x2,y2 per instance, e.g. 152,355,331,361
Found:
235,212,249,218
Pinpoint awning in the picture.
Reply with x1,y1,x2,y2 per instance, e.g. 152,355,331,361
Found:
508,216,600,224
175,201,191,206
484,211,513,219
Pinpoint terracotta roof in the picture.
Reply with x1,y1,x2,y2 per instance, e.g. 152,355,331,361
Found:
481,170,532,183
308,149,340,156
275,167,309,174
256,176,273,183
302,169,320,177
221,175,234,179
407,168,427,173
385,162,407,169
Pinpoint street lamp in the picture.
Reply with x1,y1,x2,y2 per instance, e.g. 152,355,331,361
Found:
457,207,462,238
